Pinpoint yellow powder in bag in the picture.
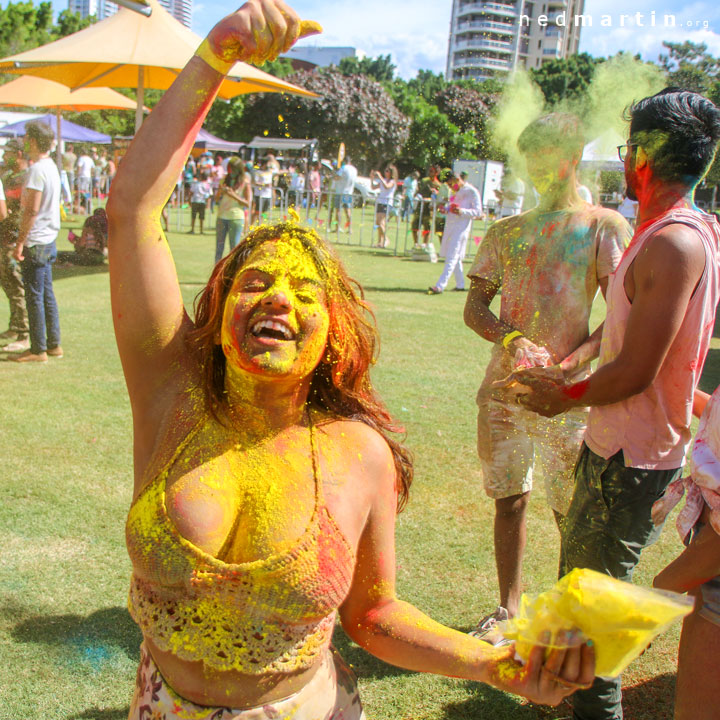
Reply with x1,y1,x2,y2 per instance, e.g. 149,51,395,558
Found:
502,568,693,677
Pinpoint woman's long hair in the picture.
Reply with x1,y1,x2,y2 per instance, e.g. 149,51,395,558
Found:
187,222,413,511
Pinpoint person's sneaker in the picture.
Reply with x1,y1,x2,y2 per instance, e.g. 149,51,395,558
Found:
427,286,442,295
0,329,18,341
10,350,48,363
47,346,64,358
3,338,31,353
468,606,512,646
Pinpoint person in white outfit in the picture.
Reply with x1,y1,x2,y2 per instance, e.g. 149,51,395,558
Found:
428,172,484,293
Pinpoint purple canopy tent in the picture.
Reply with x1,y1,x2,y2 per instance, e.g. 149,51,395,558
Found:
194,128,244,153
0,112,111,143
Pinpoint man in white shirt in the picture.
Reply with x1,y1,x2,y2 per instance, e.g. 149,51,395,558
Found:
76,149,95,208
11,120,62,363
330,157,357,233
428,172,484,293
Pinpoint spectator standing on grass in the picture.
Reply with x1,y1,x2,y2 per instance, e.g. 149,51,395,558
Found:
371,164,398,248
0,139,30,353
76,148,95,210
617,192,638,228
401,170,419,220
518,89,720,720
62,143,77,198
189,170,213,234
215,156,251,264
330,156,357,233
10,120,62,363
462,113,630,651
308,162,321,207
210,155,226,212
251,158,273,226
497,172,525,218
411,165,441,248
428,171,484,294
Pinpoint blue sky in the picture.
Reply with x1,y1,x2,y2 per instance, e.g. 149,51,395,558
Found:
188,0,720,79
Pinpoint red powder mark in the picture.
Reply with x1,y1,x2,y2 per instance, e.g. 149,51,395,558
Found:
562,378,590,400
117,313,123,319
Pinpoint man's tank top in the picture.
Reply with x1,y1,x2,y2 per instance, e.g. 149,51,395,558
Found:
585,208,720,469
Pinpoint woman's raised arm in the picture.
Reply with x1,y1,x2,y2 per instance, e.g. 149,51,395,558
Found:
106,0,316,416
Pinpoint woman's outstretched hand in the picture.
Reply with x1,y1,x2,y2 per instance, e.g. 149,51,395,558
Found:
490,631,595,706
205,0,321,67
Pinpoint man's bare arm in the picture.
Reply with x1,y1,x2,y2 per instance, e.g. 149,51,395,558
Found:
520,224,706,415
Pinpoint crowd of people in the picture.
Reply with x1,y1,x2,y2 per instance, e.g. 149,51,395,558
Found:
3,2,720,719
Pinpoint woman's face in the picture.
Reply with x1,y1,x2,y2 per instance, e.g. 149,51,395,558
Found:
220,239,330,381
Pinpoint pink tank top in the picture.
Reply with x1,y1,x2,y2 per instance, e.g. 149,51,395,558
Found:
585,208,720,469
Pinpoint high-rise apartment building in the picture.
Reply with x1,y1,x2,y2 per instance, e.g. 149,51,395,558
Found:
446,0,584,82
67,0,192,28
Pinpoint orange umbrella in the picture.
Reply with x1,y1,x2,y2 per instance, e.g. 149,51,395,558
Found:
0,0,316,130
0,75,143,168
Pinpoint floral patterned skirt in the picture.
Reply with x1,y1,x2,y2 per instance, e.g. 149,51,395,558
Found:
128,642,365,720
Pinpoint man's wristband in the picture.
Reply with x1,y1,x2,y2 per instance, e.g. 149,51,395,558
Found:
502,330,523,350
195,38,235,75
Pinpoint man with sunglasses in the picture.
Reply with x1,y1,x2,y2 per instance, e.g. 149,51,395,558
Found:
519,89,720,720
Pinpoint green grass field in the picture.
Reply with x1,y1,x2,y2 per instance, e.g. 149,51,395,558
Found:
0,206,714,720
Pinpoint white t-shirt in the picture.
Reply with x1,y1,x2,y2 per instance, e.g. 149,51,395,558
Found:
24,157,61,247
253,170,273,199
0,178,5,202
377,180,395,205
77,154,95,179
336,164,357,195
617,197,638,221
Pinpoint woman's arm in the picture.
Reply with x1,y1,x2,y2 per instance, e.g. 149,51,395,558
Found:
339,434,594,706
654,521,720,594
106,0,311,424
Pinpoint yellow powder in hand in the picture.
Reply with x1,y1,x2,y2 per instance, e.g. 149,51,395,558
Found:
503,568,693,677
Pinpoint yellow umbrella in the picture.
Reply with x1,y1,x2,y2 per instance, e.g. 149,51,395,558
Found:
0,74,144,167
0,74,141,112
0,0,316,130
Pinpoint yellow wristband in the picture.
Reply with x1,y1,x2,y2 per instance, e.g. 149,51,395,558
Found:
502,330,523,350
195,38,236,75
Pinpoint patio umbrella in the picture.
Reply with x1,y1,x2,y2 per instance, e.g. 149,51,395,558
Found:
0,0,317,131
0,75,139,165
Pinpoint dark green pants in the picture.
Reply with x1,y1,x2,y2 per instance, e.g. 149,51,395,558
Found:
560,444,681,720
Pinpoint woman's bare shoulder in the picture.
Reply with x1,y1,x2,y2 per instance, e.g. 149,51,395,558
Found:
315,416,396,482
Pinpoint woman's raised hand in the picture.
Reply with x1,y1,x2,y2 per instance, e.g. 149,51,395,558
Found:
206,0,321,67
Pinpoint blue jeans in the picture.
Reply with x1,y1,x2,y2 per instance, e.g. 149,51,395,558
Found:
20,241,60,354
215,219,244,264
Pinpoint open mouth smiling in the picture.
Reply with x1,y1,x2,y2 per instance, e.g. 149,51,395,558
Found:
249,318,297,342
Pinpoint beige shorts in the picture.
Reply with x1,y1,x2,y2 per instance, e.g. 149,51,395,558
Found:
128,642,365,720
477,394,587,515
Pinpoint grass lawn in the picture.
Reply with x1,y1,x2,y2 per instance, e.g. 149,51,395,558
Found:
0,207,713,720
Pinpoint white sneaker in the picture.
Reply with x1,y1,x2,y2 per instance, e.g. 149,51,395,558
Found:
4,338,30,353
469,606,512,646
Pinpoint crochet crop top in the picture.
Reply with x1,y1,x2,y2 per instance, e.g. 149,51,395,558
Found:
125,417,356,675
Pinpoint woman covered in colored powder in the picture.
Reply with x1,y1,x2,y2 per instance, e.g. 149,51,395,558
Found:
107,2,594,717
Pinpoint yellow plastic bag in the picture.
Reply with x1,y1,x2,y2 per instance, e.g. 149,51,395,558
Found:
502,568,693,677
